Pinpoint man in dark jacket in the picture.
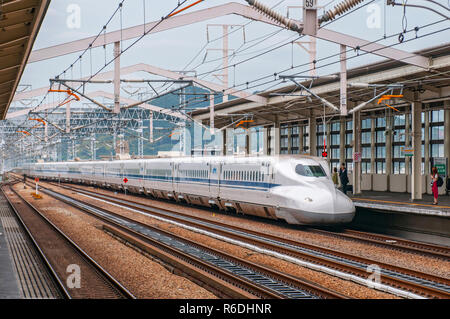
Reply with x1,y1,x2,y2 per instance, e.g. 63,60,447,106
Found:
339,163,349,195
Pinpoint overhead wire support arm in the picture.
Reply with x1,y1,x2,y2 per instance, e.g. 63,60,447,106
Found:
279,75,339,112
121,83,193,110
53,82,112,112
386,0,450,20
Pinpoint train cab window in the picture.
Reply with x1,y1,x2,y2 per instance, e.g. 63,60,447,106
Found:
295,164,326,177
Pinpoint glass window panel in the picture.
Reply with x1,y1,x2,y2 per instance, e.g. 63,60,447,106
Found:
362,147,371,159
362,119,371,129
376,117,386,128
346,133,353,145
431,126,444,140
431,110,444,122
431,144,444,157
376,146,385,158
394,114,405,126
346,120,353,130
376,131,386,143
291,136,299,148
346,148,352,159
393,129,405,142
331,122,340,131
362,132,371,144
331,134,340,145
400,162,405,174
332,148,340,159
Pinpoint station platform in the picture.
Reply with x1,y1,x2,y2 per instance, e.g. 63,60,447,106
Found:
350,191,450,217
0,204,22,299
349,191,450,246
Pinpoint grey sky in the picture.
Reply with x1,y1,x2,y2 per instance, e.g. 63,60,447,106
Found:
16,0,450,108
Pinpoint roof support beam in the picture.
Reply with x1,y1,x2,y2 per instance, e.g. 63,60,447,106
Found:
28,2,279,63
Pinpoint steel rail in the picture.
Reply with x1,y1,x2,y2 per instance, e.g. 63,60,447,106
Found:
34,183,346,299
4,185,135,299
41,181,450,299
308,228,450,260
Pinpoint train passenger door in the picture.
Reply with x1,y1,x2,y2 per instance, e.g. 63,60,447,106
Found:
209,161,221,199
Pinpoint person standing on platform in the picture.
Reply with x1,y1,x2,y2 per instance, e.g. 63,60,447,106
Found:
339,163,349,195
332,167,339,188
431,166,439,205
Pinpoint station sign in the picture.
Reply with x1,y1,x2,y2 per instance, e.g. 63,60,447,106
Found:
123,177,128,183
433,158,447,176
401,147,414,157
353,152,361,163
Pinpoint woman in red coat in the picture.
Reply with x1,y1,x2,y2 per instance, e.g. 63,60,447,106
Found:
431,167,439,205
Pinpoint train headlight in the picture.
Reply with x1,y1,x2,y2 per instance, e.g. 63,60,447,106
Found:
304,197,313,202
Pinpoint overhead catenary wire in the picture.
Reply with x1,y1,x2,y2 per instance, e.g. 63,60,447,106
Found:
6,1,448,158
8,0,192,148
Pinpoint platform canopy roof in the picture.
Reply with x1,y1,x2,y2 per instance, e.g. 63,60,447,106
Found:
0,0,50,120
191,44,450,129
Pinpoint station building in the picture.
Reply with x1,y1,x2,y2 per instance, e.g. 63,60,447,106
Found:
192,44,450,199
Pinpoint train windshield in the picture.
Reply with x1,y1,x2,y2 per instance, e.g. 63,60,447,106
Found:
295,164,326,177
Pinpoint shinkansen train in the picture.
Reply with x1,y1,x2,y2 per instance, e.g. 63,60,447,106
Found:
19,155,355,225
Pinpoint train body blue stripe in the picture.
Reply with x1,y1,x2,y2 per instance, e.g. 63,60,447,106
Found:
34,169,279,191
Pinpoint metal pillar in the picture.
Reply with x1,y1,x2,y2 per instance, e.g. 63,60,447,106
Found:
386,109,393,176
339,117,345,165
263,127,269,155
308,115,317,156
222,25,229,103
352,110,362,195
114,41,121,114
137,121,143,158
370,117,376,173
411,97,423,200
222,128,227,155
405,112,411,174
245,128,251,155
445,101,450,177
71,138,76,160
209,94,215,134
149,111,154,143
424,107,430,175
272,119,280,155
44,122,48,143
326,122,331,163
340,44,347,116
65,102,71,133
298,123,304,154
91,133,96,161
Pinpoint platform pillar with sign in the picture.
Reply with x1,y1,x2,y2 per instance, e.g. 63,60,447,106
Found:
352,109,361,195
411,98,422,200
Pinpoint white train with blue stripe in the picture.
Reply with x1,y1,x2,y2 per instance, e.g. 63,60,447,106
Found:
21,155,355,225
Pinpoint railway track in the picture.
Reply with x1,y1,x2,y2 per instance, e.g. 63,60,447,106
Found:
2,184,135,299
307,228,450,260
35,177,450,261
38,180,450,299
21,181,347,299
